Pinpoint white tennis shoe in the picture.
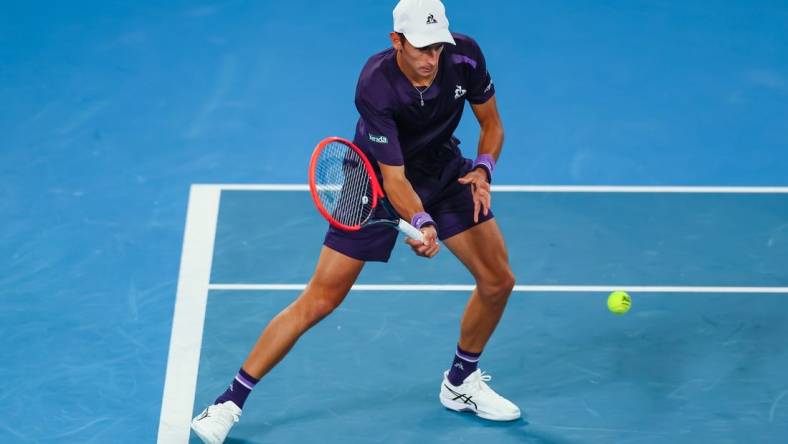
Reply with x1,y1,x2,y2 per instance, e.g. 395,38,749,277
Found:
191,401,241,444
439,369,521,421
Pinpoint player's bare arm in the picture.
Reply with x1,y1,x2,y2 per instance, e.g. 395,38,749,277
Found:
459,96,504,222
378,162,440,258
471,96,504,162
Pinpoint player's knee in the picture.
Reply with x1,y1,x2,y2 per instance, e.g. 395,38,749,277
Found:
302,284,347,324
478,269,515,306
308,296,340,322
501,269,516,295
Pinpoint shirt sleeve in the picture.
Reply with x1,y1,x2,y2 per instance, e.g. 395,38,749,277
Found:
355,85,404,166
464,38,496,104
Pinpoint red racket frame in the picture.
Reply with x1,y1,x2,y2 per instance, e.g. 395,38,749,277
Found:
308,136,382,232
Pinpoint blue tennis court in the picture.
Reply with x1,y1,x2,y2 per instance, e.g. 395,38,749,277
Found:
156,185,788,443
2,1,788,443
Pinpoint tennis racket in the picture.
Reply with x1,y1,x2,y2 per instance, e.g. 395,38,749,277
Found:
308,136,425,242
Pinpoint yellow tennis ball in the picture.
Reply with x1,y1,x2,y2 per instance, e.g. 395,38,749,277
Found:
607,291,632,314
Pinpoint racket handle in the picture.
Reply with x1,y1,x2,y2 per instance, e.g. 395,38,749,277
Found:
397,219,425,242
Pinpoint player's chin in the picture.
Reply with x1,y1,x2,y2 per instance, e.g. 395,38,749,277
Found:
419,66,435,75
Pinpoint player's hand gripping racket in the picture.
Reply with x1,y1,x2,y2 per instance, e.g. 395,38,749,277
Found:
309,136,425,242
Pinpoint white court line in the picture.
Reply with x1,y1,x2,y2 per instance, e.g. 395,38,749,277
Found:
210,184,788,193
157,186,221,444
209,284,788,294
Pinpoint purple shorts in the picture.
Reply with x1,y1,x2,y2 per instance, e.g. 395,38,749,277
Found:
323,156,494,262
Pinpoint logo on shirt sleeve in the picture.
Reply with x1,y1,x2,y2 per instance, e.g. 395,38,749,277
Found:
484,79,493,93
369,133,389,144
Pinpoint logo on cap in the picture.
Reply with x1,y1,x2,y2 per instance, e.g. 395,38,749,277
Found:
426,13,437,24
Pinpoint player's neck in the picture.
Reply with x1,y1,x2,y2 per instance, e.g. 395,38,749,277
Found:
395,51,437,87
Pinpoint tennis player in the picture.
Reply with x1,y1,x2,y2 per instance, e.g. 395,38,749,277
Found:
192,0,519,441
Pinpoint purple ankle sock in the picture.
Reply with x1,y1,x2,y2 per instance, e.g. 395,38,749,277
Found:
214,368,259,409
447,345,482,386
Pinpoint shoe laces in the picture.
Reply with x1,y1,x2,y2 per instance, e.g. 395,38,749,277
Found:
209,403,240,424
468,371,492,391
470,371,508,402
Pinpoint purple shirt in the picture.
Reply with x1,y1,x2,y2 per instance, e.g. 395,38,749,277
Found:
352,33,495,172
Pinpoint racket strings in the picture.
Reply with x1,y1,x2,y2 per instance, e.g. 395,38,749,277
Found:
313,142,375,227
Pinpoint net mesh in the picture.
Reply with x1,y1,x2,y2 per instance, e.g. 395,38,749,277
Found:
312,141,375,228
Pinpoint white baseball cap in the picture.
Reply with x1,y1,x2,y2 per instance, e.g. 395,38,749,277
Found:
393,0,456,48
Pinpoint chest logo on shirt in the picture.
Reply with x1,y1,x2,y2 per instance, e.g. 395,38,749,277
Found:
454,84,467,100
426,14,437,24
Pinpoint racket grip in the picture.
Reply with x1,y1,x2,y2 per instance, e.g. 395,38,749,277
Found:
397,219,425,242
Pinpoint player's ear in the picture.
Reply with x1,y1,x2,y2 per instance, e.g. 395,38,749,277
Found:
390,32,403,51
